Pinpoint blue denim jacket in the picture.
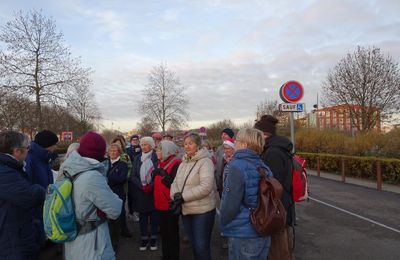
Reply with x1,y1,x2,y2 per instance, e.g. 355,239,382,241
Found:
220,149,272,238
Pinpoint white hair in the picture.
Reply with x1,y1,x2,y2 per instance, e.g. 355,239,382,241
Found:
140,136,155,149
159,140,177,161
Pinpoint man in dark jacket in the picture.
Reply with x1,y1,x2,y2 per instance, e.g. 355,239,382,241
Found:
0,131,46,259
254,115,294,260
25,129,59,246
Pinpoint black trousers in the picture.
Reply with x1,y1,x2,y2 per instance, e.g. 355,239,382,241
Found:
158,210,180,260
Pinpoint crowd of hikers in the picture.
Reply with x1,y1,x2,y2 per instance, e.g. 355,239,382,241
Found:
0,114,297,260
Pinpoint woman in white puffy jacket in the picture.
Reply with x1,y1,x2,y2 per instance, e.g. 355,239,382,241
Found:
170,132,217,260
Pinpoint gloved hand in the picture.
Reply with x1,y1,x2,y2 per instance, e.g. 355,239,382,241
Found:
161,175,173,188
173,192,184,204
142,184,153,194
151,168,167,179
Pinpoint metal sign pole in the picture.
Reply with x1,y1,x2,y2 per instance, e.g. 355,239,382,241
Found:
290,112,295,153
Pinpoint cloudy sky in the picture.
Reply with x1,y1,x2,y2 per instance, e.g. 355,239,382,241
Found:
1,0,400,131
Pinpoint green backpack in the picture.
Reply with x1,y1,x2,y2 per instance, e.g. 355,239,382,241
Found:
43,171,104,243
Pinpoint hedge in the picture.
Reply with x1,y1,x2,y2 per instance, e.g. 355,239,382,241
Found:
298,152,400,185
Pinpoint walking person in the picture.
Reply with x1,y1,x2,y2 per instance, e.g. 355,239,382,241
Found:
254,115,295,260
129,136,159,251
107,142,129,253
220,128,272,260
170,133,217,260
153,140,182,260
0,131,46,259
61,131,123,260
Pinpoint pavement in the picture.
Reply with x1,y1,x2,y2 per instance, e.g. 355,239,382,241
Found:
307,169,400,194
294,175,400,260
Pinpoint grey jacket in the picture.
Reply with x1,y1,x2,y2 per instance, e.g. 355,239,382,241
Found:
60,151,122,260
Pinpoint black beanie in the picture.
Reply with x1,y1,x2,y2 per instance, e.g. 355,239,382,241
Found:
34,130,59,148
254,115,278,135
222,128,234,138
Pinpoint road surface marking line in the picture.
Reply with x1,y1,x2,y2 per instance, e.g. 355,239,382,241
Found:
309,196,400,235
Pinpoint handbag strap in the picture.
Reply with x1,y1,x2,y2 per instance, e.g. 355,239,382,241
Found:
180,161,198,193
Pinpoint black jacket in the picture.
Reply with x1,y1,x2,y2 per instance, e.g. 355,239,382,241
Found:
128,151,158,213
260,135,295,226
0,153,45,258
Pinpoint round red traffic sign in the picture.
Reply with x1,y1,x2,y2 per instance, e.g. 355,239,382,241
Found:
280,81,304,103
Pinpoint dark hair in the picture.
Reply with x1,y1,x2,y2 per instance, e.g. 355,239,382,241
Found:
0,131,29,154
184,132,202,147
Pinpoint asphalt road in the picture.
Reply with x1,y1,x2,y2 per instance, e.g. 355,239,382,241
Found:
294,175,400,260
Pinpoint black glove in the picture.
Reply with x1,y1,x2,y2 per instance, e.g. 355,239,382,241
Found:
161,175,173,188
173,192,184,204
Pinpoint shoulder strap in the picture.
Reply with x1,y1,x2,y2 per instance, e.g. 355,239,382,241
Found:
63,170,86,182
180,161,198,193
63,170,99,222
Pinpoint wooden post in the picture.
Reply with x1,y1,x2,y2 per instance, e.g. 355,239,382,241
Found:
341,157,346,182
317,157,321,177
376,160,382,190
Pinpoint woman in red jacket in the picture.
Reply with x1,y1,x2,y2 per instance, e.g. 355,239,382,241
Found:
153,140,182,260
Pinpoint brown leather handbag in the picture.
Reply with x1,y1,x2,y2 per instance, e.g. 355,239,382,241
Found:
250,167,287,236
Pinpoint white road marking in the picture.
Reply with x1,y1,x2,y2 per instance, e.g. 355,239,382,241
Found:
309,196,400,235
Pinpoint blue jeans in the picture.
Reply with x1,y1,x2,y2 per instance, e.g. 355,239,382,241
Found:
228,236,271,260
139,211,159,239
182,209,215,260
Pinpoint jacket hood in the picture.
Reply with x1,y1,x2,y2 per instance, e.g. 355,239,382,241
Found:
266,135,293,153
183,148,211,162
60,151,106,177
29,141,58,162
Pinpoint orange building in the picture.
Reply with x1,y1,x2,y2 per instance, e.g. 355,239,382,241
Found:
309,104,381,132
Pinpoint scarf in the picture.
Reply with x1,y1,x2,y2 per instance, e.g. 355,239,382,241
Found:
140,151,154,186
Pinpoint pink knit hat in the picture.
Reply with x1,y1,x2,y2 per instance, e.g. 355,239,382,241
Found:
78,131,106,161
223,137,235,150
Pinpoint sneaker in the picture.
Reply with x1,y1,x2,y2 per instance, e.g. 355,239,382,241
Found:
132,212,139,222
150,239,158,251
139,240,149,251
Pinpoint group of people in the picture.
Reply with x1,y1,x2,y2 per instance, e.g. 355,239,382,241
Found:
0,114,295,260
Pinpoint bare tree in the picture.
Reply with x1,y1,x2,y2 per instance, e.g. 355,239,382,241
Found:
323,46,400,132
139,64,189,134
0,10,92,129
137,116,156,137
67,82,101,135
256,99,279,120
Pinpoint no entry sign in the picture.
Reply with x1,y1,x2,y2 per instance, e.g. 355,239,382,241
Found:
280,81,304,103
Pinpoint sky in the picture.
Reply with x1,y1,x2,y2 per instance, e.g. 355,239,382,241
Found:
1,0,400,132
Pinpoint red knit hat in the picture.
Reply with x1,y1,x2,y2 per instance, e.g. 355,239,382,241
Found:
78,131,106,161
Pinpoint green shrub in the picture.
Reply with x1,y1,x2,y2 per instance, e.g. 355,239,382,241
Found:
296,128,400,159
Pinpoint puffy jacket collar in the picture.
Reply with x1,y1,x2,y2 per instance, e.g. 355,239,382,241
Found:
0,153,24,172
232,149,270,173
28,141,58,163
60,151,107,177
182,148,210,162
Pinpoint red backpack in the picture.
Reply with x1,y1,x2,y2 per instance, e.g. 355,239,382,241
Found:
291,155,308,202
